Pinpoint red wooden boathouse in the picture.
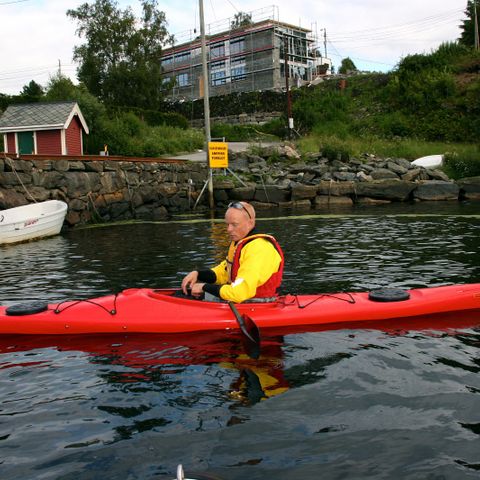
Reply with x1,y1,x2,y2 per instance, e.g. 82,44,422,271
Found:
0,101,89,156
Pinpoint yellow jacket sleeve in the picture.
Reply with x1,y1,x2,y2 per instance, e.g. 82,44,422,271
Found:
219,238,282,303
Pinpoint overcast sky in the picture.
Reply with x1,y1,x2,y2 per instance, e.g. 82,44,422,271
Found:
0,0,469,95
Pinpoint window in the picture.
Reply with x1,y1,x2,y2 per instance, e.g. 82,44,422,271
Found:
176,73,190,87
230,38,245,55
190,47,201,59
175,51,191,64
211,71,226,86
231,57,246,81
231,66,246,81
211,61,226,85
210,42,225,59
161,56,173,67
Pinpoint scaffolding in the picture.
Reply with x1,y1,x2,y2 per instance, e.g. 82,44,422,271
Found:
161,6,323,101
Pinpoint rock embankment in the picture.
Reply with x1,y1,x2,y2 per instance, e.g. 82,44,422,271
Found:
0,157,204,225
213,148,480,207
1,146,479,227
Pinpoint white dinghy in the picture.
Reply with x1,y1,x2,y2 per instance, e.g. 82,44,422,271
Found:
411,154,444,168
0,200,68,245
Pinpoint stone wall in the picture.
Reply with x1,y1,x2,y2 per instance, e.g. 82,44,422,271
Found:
0,156,206,226
190,112,282,128
1,152,479,227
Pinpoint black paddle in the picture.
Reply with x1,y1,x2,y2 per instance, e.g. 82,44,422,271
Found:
229,301,261,359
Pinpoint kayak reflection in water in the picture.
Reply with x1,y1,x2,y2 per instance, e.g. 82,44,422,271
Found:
181,202,285,303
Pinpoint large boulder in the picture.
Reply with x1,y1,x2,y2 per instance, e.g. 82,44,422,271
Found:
428,169,450,181
229,186,255,201
157,183,179,198
387,161,409,176
214,189,229,202
317,180,355,196
0,189,28,209
401,168,424,182
1,172,32,186
254,185,290,203
84,161,104,173
4,158,32,172
457,176,480,200
314,195,354,207
356,180,416,201
413,181,460,201
370,168,399,180
291,183,318,200
213,178,235,189
61,172,100,195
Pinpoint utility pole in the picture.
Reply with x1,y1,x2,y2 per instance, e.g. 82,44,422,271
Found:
284,35,293,140
199,0,214,209
324,28,327,58
475,0,479,50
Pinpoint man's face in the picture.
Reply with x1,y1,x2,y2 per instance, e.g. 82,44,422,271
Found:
225,207,254,242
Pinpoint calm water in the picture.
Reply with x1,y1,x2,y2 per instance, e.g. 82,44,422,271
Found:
1,202,480,479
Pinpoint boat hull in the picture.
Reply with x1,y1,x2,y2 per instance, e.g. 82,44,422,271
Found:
0,200,67,245
0,284,479,335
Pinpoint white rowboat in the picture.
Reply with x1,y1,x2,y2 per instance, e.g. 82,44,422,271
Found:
411,154,444,168
0,200,67,245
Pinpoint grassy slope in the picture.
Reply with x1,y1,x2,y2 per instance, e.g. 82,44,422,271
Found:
291,44,480,178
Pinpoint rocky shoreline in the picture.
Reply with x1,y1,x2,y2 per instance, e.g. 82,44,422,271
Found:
214,146,480,207
1,146,479,227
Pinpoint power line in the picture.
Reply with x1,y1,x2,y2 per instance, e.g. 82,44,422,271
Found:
0,63,75,75
0,64,76,82
330,8,462,39
329,9,462,44
0,0,31,5
224,0,240,14
323,7,464,71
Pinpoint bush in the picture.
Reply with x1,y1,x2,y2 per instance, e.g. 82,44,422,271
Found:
443,150,480,179
293,89,350,133
87,110,203,157
259,118,286,138
211,123,254,141
210,122,281,141
373,112,413,138
143,111,189,129
319,138,351,161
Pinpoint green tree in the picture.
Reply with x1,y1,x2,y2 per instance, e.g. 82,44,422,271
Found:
459,0,479,47
231,12,252,29
67,0,171,110
339,57,357,74
45,74,108,153
45,74,78,100
19,80,44,102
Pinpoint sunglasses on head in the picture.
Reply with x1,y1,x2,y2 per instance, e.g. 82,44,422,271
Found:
228,201,252,219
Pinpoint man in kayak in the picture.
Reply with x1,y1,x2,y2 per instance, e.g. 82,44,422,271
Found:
181,201,284,303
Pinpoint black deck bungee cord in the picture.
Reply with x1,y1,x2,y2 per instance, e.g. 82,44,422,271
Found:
281,292,356,309
54,293,119,315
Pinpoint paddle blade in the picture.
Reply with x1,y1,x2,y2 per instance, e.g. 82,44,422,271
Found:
229,302,261,359
241,313,261,345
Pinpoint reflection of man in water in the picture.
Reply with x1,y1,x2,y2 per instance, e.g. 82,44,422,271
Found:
224,342,290,405
181,202,284,303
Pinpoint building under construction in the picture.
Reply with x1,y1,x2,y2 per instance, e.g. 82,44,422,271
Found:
161,6,331,101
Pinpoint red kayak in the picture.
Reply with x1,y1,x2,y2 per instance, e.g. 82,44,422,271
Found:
0,284,479,335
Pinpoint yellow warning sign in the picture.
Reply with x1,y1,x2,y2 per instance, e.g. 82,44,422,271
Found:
208,142,228,168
